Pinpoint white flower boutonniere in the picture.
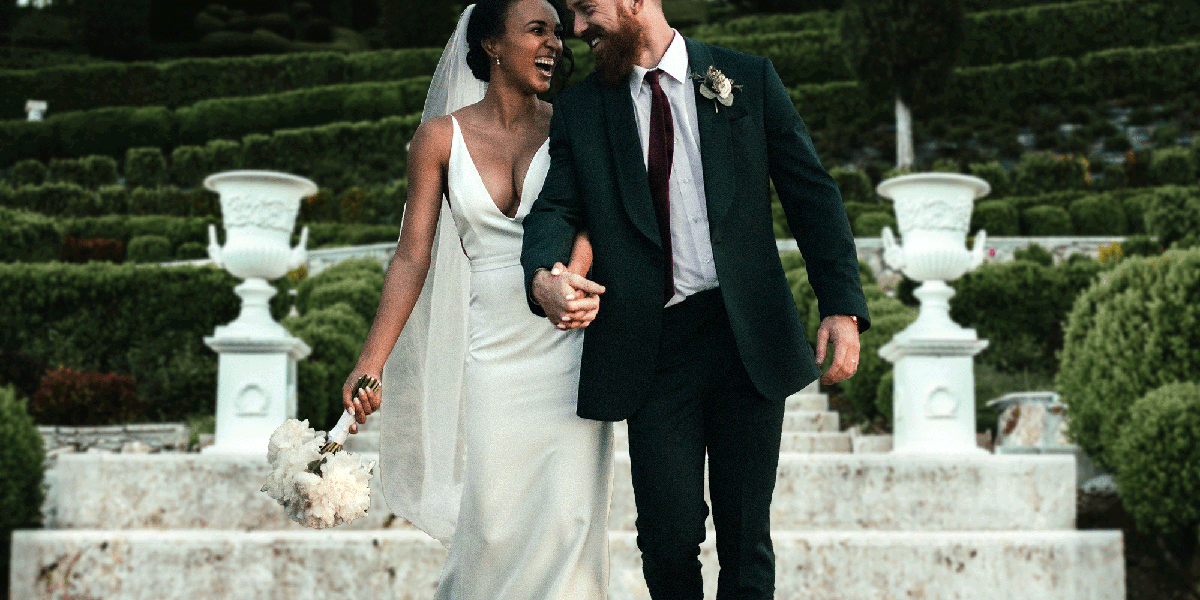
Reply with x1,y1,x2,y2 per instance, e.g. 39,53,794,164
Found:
692,66,741,113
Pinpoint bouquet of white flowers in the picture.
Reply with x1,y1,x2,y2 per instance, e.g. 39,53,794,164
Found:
261,409,374,529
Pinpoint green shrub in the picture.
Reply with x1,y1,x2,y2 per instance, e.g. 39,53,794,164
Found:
1143,185,1200,248
127,235,172,263
970,199,1018,236
0,206,63,263
295,257,385,318
1111,382,1200,538
10,159,47,186
1013,152,1088,196
98,185,129,214
175,241,208,260
305,224,401,248
841,304,915,428
1020,205,1073,236
0,262,239,421
204,139,243,174
5,182,101,217
1069,195,1126,235
0,385,46,599
930,158,960,173
969,161,1011,198
1057,248,1200,470
852,212,896,238
951,258,1104,375
170,146,209,189
830,167,873,204
1150,146,1197,186
284,302,368,426
1012,242,1053,267
124,147,168,188
61,215,211,248
1121,234,1160,257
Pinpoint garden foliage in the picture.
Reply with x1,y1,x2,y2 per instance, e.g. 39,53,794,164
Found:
29,366,146,426
0,207,62,263
1142,186,1200,249
1057,248,1200,470
0,385,45,600
1111,382,1200,540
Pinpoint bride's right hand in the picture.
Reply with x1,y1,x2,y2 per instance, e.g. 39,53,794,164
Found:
342,372,383,435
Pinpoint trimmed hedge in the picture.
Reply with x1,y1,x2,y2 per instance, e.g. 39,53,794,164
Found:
790,41,1200,129
853,212,896,237
0,206,63,263
1069,195,1127,236
1142,185,1200,249
1020,205,1074,236
127,235,173,263
0,77,430,166
1111,382,1200,538
971,199,1019,236
1057,248,1200,470
830,167,873,204
47,156,119,189
1150,146,1198,186
0,385,45,600
0,262,243,421
0,47,442,119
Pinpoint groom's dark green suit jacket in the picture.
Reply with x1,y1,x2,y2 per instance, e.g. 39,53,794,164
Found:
522,38,870,422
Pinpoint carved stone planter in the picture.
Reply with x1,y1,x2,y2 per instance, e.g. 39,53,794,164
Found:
877,173,991,454
202,171,315,455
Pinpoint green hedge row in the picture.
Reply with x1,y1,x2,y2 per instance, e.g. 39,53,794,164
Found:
0,182,219,217
792,40,1200,129
689,10,839,37
0,206,62,263
0,47,442,119
694,1,1200,87
0,77,431,166
0,262,242,421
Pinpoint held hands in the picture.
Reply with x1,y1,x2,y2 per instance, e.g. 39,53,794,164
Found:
341,372,383,435
532,263,605,330
815,315,861,385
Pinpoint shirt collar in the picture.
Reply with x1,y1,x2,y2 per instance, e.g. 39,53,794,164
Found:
629,31,690,96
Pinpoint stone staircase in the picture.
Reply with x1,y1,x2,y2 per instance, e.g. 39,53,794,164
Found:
11,386,1123,599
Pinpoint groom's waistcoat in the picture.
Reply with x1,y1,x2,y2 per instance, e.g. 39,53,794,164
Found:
523,39,869,422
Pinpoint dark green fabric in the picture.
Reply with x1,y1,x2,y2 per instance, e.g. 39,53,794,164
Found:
522,38,869,421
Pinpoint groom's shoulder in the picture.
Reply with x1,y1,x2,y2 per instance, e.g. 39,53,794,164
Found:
688,38,770,76
553,73,602,109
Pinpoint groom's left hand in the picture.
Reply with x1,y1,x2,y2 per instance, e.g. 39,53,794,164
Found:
815,315,861,385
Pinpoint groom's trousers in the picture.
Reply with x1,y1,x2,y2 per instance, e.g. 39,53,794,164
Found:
626,287,786,600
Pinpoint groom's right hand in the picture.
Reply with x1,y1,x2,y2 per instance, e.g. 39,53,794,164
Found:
532,263,605,330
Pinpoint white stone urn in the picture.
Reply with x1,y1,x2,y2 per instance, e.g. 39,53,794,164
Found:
202,170,315,455
205,170,313,339
877,173,991,454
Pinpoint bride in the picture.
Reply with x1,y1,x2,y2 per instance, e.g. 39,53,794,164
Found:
337,1,613,598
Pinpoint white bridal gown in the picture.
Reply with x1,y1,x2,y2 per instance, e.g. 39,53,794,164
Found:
428,116,614,599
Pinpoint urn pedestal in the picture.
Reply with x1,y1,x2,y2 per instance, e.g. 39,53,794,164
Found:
202,171,315,455
877,173,991,454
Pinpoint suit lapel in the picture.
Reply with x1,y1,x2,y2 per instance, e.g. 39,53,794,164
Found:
600,80,662,248
685,38,736,238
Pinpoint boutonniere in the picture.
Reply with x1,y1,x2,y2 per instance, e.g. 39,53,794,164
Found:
691,66,740,113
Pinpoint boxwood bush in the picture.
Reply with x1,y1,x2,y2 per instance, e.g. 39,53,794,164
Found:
1020,205,1074,236
1142,185,1200,248
0,206,63,263
1150,146,1197,186
971,199,1019,236
1069,195,1126,235
1111,382,1200,540
127,235,173,263
0,385,45,600
1057,248,1200,469
853,212,897,238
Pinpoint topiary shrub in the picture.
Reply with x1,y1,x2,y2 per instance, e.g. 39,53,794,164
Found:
1013,151,1087,196
1057,248,1200,470
971,199,1018,236
204,139,243,174
1111,382,1200,542
1121,234,1160,258
284,302,368,427
841,304,914,429
127,235,172,263
175,241,208,260
170,145,209,189
10,159,47,186
1069,195,1126,236
80,155,120,189
0,206,63,262
1020,205,1073,236
853,212,897,237
1150,146,1197,186
830,167,873,204
29,366,146,426
295,257,385,316
0,385,46,599
1012,242,1053,266
98,185,129,214
124,147,168,188
969,160,1011,198
1143,185,1200,249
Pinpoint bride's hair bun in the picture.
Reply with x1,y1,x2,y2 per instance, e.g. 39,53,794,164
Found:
466,0,574,83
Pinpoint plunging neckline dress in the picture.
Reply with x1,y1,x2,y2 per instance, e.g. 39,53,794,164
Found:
429,116,614,599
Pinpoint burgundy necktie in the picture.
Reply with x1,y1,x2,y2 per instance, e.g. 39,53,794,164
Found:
645,69,675,303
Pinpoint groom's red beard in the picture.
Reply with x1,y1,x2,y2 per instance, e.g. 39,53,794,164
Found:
583,5,645,86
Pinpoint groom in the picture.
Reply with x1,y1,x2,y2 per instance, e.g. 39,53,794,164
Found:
522,0,869,597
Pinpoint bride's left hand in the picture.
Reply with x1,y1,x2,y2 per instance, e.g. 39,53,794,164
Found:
342,372,383,435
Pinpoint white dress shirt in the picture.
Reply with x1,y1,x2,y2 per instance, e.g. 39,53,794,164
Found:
629,31,720,308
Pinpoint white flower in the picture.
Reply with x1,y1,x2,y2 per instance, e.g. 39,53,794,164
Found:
261,418,374,529
693,66,739,112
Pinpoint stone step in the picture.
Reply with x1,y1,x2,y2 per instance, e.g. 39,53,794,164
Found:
10,529,1124,600
784,409,839,432
44,453,1077,533
785,391,829,412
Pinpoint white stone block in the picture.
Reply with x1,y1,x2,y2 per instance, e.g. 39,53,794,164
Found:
10,529,1124,600
783,410,839,432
